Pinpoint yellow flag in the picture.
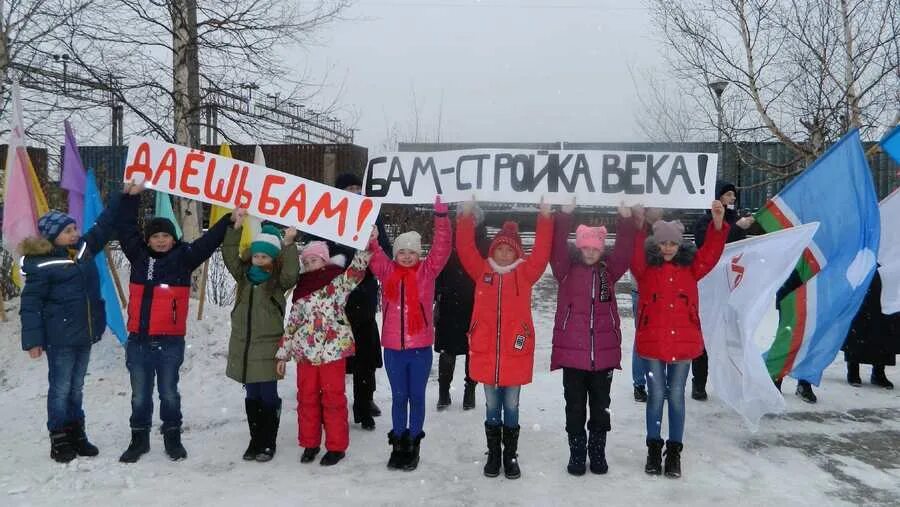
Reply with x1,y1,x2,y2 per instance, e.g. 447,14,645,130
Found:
208,143,233,226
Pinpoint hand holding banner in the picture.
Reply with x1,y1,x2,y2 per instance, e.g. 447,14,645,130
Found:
124,137,380,249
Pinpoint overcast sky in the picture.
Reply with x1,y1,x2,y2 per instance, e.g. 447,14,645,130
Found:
301,0,669,150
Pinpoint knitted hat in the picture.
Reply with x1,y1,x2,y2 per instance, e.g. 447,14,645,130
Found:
575,224,607,251
335,173,363,191
250,224,284,258
489,222,524,259
716,181,737,200
301,241,330,264
393,231,422,258
145,217,178,241
652,220,685,244
37,210,76,242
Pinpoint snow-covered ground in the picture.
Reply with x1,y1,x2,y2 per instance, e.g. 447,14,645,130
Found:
1,270,899,507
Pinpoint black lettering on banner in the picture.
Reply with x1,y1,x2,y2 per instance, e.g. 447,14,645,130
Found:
493,153,534,192
457,154,490,191
532,153,563,192
645,154,669,193
622,154,645,194
570,154,595,193
387,157,412,196
364,157,388,197
409,157,442,194
665,155,695,194
601,154,624,193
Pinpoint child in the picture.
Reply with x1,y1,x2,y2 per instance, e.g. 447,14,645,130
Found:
456,199,554,480
631,201,727,479
275,237,373,466
369,196,451,471
223,223,299,463
550,201,637,476
117,185,243,463
19,185,130,463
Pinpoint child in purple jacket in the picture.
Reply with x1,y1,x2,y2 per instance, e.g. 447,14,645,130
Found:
550,201,639,476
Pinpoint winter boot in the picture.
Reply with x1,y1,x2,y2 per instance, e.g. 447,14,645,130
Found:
483,423,502,478
501,425,521,479
691,378,708,401
404,432,425,471
162,428,187,461
256,400,281,462
847,362,862,387
320,451,346,466
68,421,99,457
644,438,664,475
243,399,263,461
437,353,453,411
796,381,817,403
634,384,648,402
119,430,150,463
664,440,683,478
370,400,382,417
871,365,894,390
463,380,477,410
566,432,587,476
50,431,76,463
387,431,407,470
300,447,320,463
437,384,452,411
588,431,608,475
353,401,375,430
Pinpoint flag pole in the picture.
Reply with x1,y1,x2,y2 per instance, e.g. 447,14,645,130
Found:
104,246,128,309
0,281,7,322
197,260,209,320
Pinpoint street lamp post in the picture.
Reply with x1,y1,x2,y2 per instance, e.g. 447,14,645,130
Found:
708,80,729,180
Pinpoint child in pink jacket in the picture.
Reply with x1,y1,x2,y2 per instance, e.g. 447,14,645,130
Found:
369,196,451,471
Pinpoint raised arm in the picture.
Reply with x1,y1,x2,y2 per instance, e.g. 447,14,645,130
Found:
455,214,486,281
521,212,554,285
631,228,648,283
116,193,147,262
222,226,244,281
278,242,300,291
550,211,574,282
607,215,637,283
82,190,123,255
691,200,729,280
332,249,373,297
421,213,452,279
181,215,231,272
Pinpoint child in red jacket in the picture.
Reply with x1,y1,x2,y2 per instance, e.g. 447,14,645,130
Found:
631,200,728,479
456,199,553,480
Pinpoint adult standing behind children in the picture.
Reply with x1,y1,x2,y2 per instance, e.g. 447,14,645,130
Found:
20,184,133,463
116,183,245,463
224,222,299,462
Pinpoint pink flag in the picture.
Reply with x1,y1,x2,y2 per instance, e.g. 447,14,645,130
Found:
2,82,40,256
61,120,87,229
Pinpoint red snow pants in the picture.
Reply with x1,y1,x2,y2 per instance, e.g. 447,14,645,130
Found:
297,359,349,452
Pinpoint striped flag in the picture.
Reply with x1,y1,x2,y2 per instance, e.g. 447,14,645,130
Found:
754,130,881,384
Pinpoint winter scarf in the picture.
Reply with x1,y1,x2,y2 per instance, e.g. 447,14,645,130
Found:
247,265,273,285
383,263,425,336
292,264,344,301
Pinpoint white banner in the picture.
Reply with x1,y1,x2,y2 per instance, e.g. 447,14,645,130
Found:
878,188,900,313
124,137,380,249
699,223,819,430
364,149,718,208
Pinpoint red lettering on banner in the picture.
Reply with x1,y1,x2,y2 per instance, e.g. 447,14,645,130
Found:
308,193,349,237
280,183,307,222
152,148,179,190
179,151,205,196
205,162,239,204
353,198,374,241
233,165,253,208
258,174,287,215
124,142,153,182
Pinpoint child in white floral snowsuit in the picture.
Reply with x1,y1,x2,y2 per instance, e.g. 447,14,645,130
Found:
276,238,373,466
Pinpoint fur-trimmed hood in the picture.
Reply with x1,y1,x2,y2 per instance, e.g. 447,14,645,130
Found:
644,236,697,267
19,236,54,256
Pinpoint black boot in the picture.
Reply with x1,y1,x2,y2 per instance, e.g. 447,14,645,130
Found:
320,451,346,466
566,432,587,476
463,380,477,410
300,447,320,463
796,381,817,403
50,431,76,463
502,425,521,479
871,365,894,389
437,353,454,411
370,400,382,417
437,384,452,411
243,399,263,461
483,423,502,478
162,428,187,461
664,440,683,478
403,432,424,471
634,384,647,402
691,378,708,401
353,401,376,430
387,431,407,470
588,431,608,475
644,438,664,475
68,421,99,457
119,430,150,463
847,362,862,386
256,400,281,462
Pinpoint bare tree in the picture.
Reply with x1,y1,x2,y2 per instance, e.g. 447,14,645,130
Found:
649,0,899,177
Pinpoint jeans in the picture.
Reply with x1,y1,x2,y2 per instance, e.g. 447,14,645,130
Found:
484,385,521,428
383,347,432,437
45,344,92,432
562,367,613,435
126,338,185,432
644,358,691,443
631,289,647,387
245,381,280,408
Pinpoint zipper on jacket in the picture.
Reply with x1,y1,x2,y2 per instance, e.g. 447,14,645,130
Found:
400,280,406,350
242,286,254,383
79,260,95,339
494,274,503,385
172,300,177,324
589,268,597,370
562,305,572,330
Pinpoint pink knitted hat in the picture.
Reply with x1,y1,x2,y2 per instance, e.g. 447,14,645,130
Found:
301,241,330,263
575,225,607,251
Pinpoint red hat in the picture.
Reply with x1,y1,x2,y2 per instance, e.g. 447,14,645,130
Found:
489,221,525,259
